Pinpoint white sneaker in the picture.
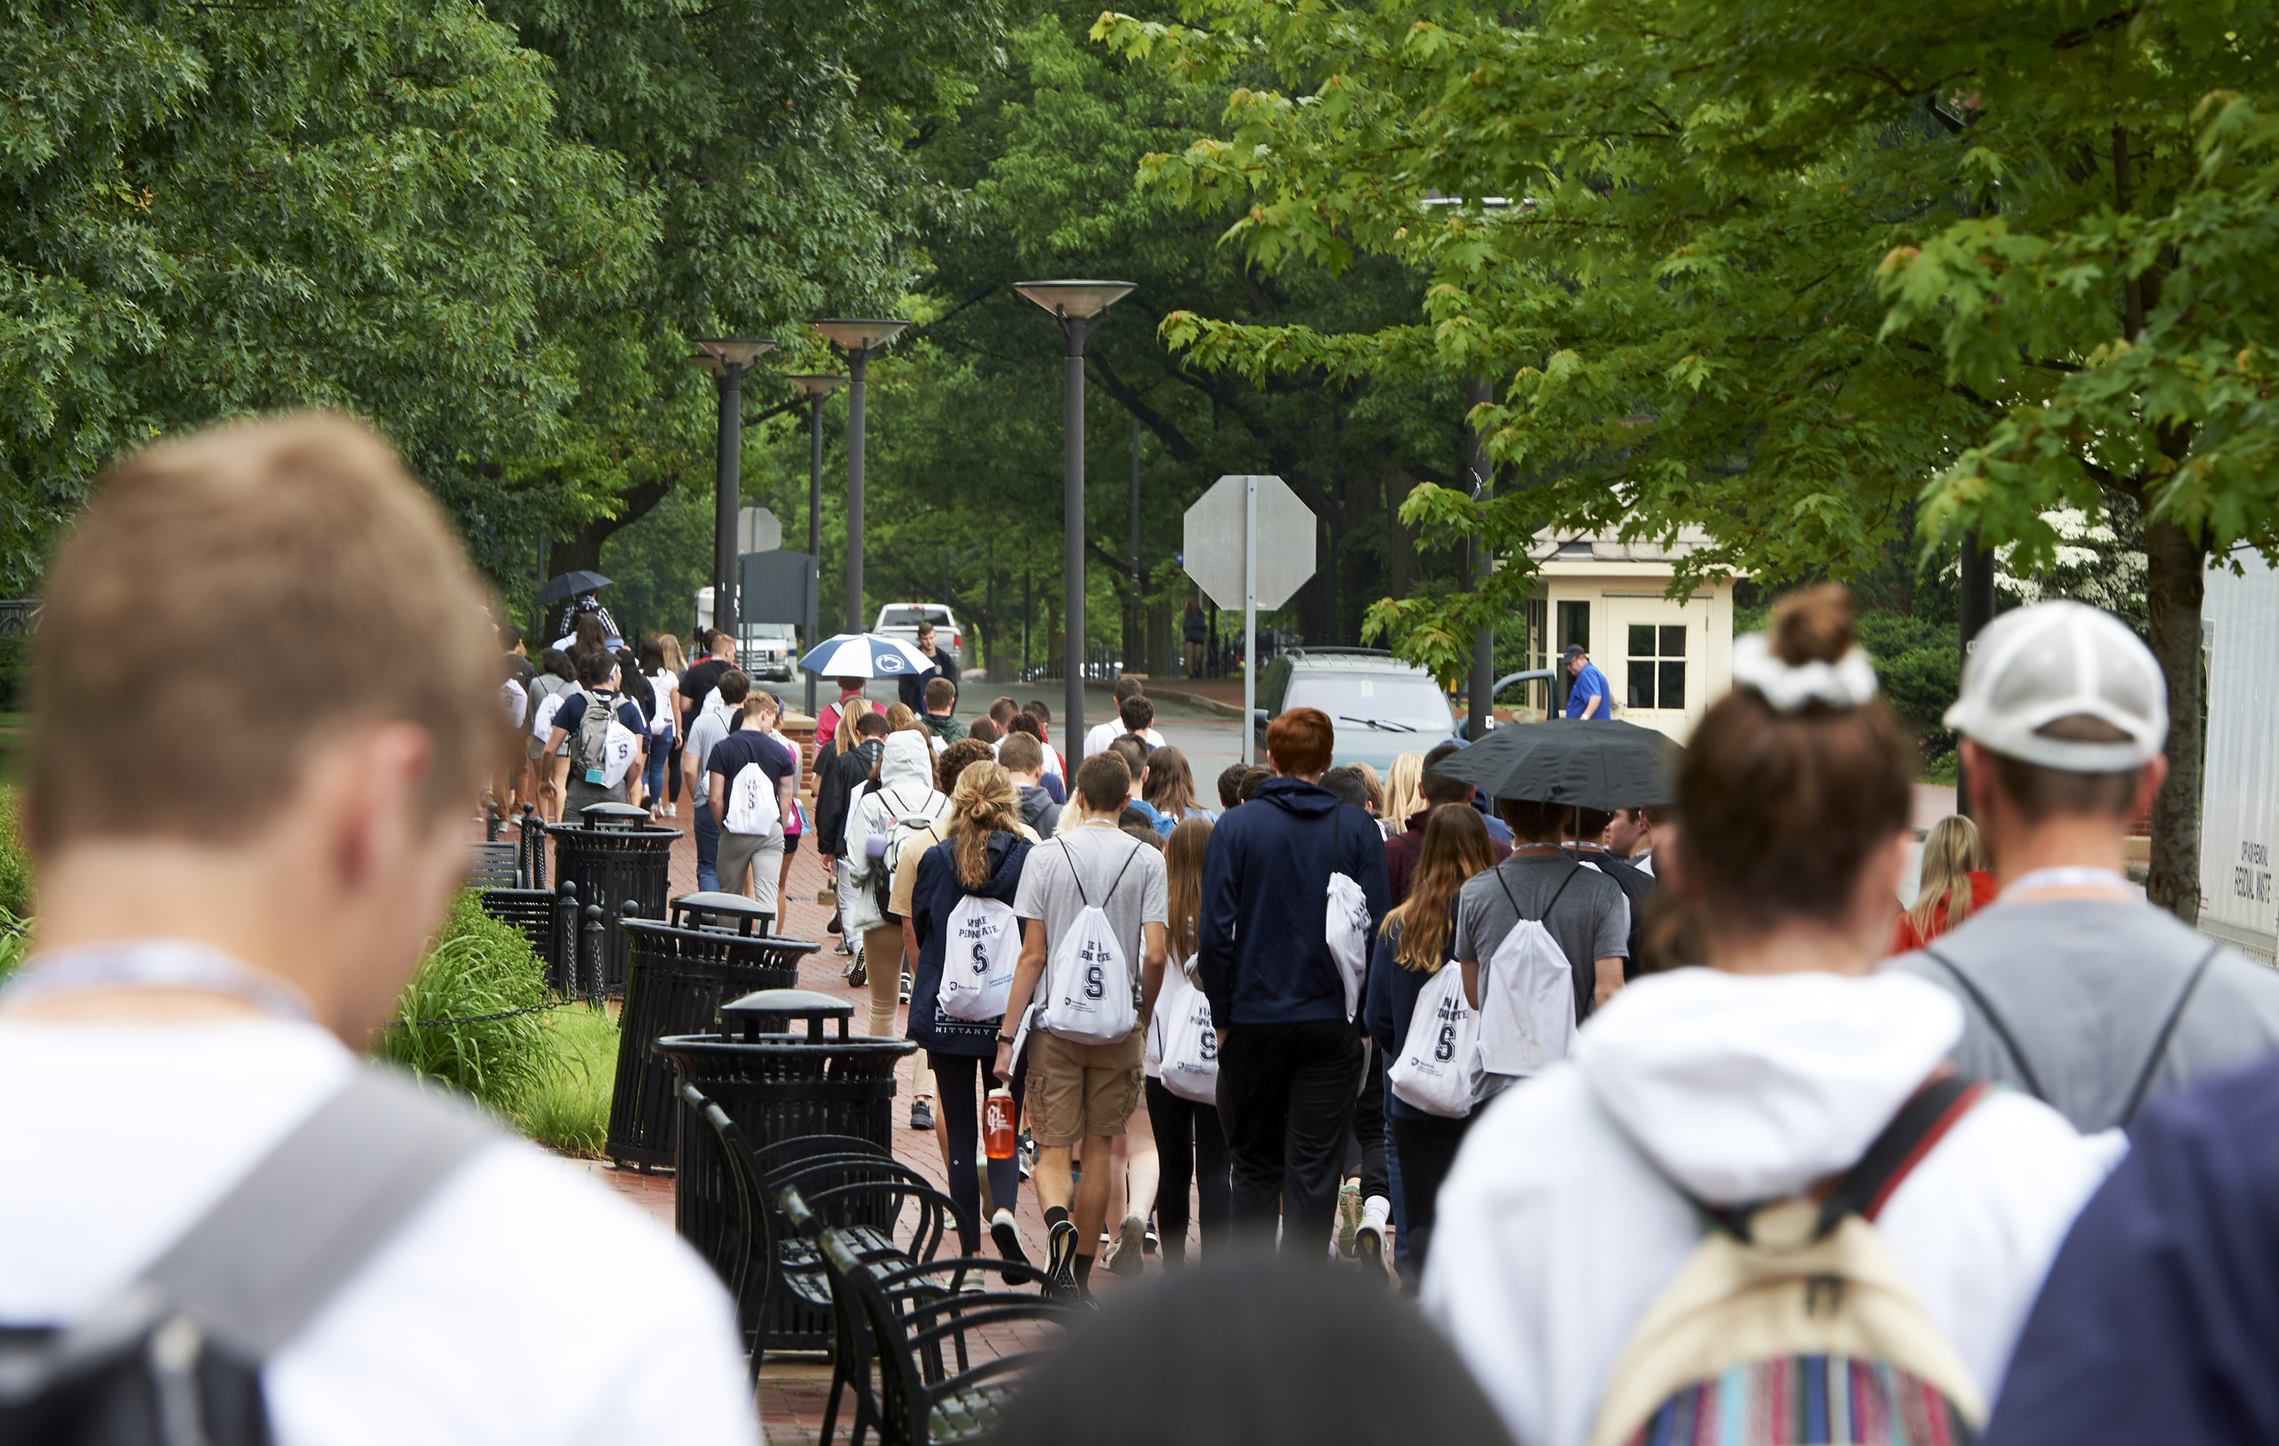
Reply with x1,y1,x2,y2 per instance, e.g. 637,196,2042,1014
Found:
1111,1214,1147,1278
1356,1194,1392,1275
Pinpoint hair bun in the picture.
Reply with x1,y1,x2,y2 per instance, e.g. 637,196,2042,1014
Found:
1770,584,1857,667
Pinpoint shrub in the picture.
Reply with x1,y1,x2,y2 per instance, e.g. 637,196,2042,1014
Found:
0,904,24,988
0,788,31,921
511,1004,619,1158
375,890,552,1115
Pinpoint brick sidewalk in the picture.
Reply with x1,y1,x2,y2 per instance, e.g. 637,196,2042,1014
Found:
552,798,1187,1443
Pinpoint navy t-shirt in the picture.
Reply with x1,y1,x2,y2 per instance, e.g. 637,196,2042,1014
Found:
706,729,795,803
551,690,646,739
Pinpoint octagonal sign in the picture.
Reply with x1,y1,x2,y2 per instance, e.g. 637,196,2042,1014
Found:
1182,474,1317,611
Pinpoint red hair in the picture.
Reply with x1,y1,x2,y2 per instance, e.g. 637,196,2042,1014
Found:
1267,707,1335,777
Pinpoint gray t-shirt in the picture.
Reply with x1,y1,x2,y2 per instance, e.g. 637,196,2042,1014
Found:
1013,822,1169,1001
1890,899,2279,1133
1454,853,1630,1021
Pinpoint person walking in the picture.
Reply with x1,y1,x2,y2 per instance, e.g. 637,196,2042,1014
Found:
1459,793,1630,1055
1562,643,1612,720
1891,814,1994,954
707,689,796,930
890,740,1001,1138
817,676,881,746
1022,700,1069,780
1198,707,1391,1253
524,647,578,823
1005,712,1066,798
544,649,647,817
657,632,690,815
1001,732,1060,838
1141,746,1213,837
844,728,951,1124
639,637,680,819
1083,678,1160,759
1147,817,1232,1264
679,670,749,894
1602,804,1662,876
815,710,891,969
678,633,735,732
1183,596,1209,678
1364,804,1501,1279
896,619,961,712
0,414,752,1445
1568,805,1655,974
1381,753,1425,839
1980,1055,2279,1446
995,752,1170,1298
920,675,966,746
906,761,1035,1264
1890,599,2279,1132
1423,586,2118,1446
1384,742,1509,905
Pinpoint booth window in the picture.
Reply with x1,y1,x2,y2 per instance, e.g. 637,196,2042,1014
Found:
1627,623,1687,709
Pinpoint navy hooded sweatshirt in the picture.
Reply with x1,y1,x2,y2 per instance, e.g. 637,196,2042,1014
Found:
1198,776,1391,1029
907,831,1030,1057
1985,1055,2279,1446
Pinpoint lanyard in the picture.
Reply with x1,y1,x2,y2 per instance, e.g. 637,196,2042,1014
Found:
2002,867,2134,903
0,941,319,1024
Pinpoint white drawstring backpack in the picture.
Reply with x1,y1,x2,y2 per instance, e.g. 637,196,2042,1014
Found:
938,891,1020,1022
1474,866,1584,1079
1326,871,1372,1021
1042,841,1147,1045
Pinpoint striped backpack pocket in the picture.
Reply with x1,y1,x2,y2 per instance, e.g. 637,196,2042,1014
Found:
1590,1077,1989,1446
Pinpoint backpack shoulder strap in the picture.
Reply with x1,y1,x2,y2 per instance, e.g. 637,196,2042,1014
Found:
1490,861,1583,931
1920,946,2046,1100
142,1067,492,1359
2118,942,2222,1127
1816,1073,1986,1232
1100,841,1145,907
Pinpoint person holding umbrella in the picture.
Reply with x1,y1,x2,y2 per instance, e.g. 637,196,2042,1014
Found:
537,569,622,650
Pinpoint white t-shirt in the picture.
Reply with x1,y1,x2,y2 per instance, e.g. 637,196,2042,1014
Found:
0,1013,756,1446
1081,721,1168,760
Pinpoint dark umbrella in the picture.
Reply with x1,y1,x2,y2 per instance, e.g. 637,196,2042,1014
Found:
537,570,612,605
1434,719,1681,811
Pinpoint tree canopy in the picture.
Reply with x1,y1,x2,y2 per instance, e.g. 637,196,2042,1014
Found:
1098,0,2279,920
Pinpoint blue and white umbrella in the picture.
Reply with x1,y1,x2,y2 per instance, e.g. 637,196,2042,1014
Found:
798,631,934,680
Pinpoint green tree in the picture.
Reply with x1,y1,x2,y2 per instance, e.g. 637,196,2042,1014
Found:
1100,0,2279,920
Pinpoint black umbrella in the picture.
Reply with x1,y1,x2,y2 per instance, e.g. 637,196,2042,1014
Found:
1434,719,1681,811
537,570,612,605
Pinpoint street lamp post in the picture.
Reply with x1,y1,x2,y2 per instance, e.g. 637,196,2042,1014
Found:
785,373,846,719
809,320,909,637
692,338,775,640
1014,280,1136,750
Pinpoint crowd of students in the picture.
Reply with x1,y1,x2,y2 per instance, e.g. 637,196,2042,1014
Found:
19,412,2279,1446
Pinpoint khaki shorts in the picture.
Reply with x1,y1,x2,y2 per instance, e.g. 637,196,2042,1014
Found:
1024,1029,1144,1146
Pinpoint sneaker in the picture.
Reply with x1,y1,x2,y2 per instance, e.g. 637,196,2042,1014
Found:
990,1208,1030,1284
1356,1194,1392,1276
1337,1181,1362,1259
1112,1214,1147,1278
910,1099,934,1131
834,936,853,955
899,969,912,1004
1044,1219,1080,1299
848,957,867,989
1143,1223,1160,1257
663,803,677,818
1017,1133,1036,1182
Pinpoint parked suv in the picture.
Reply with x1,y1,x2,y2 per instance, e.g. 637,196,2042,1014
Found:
1252,648,1459,775
873,603,966,666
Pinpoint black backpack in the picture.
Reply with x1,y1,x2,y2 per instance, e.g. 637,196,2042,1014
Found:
0,1069,490,1444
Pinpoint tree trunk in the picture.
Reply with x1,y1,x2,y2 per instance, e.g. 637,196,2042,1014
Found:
2144,516,2206,924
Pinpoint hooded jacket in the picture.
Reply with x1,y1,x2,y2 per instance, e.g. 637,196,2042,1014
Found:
813,736,884,862
907,831,1031,1056
1197,776,1392,1029
840,730,948,935
1015,783,1058,839
1420,967,2121,1446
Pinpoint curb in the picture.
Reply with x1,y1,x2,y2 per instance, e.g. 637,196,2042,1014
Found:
1143,686,1249,721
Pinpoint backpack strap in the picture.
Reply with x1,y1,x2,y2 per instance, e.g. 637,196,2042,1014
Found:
141,1067,492,1360
2118,942,2222,1128
1100,841,1146,907
1816,1073,1986,1233
1489,861,1584,934
1920,947,2047,1100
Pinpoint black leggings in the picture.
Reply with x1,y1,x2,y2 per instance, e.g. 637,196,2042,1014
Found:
1342,1037,1390,1199
1388,1111,1476,1283
667,739,686,802
930,1052,1024,1255
1146,1077,1231,1262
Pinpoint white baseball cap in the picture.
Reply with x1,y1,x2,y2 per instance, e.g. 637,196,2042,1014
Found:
1943,600,2167,772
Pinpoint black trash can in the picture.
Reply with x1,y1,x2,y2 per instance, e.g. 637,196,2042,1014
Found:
546,803,679,997
660,990,915,1354
605,912,816,1171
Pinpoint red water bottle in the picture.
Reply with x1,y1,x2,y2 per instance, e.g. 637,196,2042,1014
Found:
984,1088,1016,1161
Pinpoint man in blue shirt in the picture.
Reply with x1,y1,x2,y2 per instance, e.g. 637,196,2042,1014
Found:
1563,644,1612,720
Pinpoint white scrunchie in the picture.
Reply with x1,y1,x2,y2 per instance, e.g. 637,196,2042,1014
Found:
1730,631,1879,713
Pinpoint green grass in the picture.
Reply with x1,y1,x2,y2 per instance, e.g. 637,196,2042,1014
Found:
511,1003,619,1157
375,891,553,1113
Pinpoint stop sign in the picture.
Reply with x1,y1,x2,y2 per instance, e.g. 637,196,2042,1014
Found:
1182,474,1316,610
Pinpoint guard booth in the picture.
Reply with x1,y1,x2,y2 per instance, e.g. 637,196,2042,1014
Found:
1516,529,1739,743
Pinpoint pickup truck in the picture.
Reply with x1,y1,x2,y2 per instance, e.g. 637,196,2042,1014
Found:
873,604,967,667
